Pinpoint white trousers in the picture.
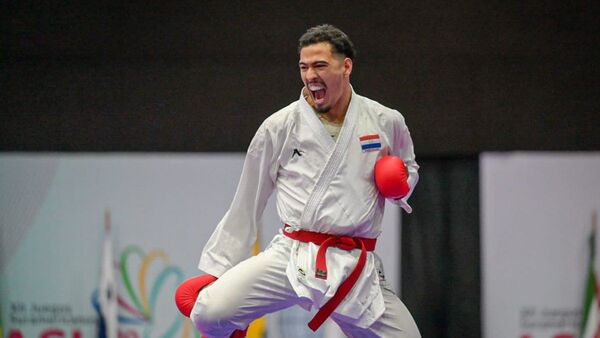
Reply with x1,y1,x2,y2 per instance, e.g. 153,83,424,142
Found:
190,234,421,338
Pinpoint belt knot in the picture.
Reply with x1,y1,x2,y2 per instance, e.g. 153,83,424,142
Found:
282,224,377,331
327,236,356,250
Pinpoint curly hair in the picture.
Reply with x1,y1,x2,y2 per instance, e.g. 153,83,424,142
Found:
298,24,356,60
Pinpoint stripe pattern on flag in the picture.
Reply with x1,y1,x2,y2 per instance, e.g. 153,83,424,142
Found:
359,134,381,152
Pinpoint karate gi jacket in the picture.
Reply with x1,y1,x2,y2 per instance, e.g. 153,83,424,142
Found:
199,87,419,327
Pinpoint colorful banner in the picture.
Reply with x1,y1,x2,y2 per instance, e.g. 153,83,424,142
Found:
0,154,401,338
481,152,600,338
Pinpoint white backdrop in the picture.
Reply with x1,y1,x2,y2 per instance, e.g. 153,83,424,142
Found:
481,152,600,338
0,153,400,338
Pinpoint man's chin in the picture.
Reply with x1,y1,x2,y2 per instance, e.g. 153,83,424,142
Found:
315,105,330,114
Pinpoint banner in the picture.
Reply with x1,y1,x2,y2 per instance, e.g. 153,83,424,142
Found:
481,152,600,338
0,153,400,338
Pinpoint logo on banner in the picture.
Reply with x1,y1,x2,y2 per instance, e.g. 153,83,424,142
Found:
91,244,196,338
518,306,579,338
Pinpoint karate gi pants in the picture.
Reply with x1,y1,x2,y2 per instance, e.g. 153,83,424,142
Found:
191,234,421,338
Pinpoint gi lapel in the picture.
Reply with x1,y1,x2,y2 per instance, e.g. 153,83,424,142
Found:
299,88,359,228
298,92,336,151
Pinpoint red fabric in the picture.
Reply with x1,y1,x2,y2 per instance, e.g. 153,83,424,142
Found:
282,225,377,331
201,326,247,338
359,134,380,141
374,156,409,199
229,328,247,338
174,274,218,317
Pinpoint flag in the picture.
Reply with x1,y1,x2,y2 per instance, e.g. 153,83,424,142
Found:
359,134,381,152
99,209,118,338
580,211,599,338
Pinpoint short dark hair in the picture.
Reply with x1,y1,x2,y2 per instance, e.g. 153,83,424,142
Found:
298,24,356,60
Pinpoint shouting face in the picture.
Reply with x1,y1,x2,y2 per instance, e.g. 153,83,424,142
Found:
299,42,353,115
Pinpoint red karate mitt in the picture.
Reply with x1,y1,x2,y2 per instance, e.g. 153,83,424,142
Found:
175,275,248,338
174,274,218,317
374,156,410,199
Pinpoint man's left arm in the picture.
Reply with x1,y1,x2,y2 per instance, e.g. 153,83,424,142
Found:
389,112,419,213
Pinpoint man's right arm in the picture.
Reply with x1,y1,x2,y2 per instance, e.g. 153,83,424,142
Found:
198,122,277,276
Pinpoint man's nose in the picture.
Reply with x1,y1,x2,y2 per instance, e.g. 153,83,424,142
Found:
305,67,318,80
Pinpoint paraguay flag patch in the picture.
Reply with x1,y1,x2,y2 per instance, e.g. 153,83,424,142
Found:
359,134,382,152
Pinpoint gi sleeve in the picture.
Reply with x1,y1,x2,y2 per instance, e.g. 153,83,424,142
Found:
198,122,277,276
389,112,419,213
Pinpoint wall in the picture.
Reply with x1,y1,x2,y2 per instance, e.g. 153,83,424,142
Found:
2,2,599,154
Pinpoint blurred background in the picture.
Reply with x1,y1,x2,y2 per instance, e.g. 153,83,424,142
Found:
1,2,599,338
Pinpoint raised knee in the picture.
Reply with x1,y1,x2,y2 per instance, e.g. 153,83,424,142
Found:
190,293,232,333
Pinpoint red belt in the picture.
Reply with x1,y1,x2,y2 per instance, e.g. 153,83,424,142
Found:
282,224,377,331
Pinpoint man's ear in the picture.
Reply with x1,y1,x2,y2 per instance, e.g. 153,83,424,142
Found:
344,57,353,77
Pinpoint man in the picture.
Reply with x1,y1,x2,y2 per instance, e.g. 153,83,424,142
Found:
189,24,421,338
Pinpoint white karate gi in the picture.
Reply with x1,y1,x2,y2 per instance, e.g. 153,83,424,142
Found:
191,88,421,338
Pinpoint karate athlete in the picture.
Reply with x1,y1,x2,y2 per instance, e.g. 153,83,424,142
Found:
183,24,421,338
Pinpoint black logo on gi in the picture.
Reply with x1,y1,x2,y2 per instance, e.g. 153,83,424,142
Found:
292,148,304,158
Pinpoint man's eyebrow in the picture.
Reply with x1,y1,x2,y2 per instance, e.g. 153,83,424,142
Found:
298,60,329,66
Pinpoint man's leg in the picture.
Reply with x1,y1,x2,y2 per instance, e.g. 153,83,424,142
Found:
332,255,421,338
191,235,299,338
333,285,421,338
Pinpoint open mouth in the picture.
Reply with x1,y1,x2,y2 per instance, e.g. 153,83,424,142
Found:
308,83,326,102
